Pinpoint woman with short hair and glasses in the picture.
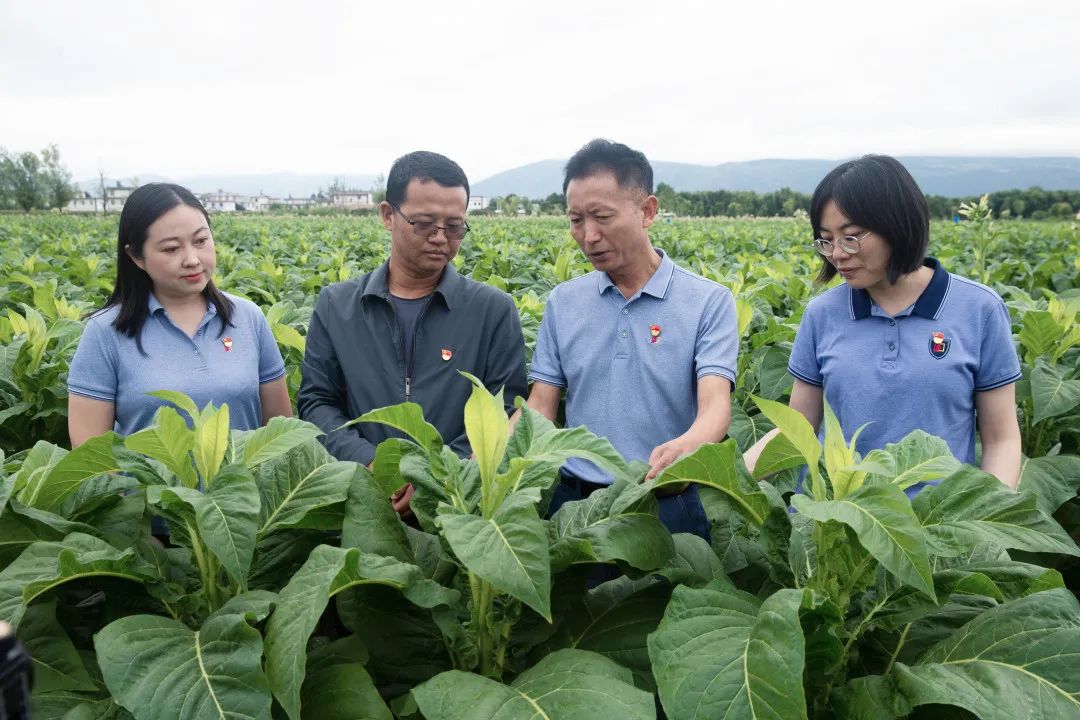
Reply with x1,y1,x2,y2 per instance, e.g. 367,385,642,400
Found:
67,183,292,448
744,155,1022,490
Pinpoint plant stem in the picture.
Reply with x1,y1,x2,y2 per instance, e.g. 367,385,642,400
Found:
884,624,911,675
186,523,221,615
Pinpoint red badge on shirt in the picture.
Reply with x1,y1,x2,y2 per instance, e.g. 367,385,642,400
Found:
649,324,661,344
929,331,949,359
222,337,233,352
441,348,453,361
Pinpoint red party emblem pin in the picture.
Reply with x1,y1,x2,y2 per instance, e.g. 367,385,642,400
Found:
928,331,949,359
649,324,661,344
222,337,233,352
441,348,453,361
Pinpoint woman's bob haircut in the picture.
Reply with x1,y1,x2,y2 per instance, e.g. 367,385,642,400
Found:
99,183,233,353
810,154,930,285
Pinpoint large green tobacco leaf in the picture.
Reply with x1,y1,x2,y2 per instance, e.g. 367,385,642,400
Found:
0,507,64,569
341,465,413,562
155,466,261,589
728,404,775,452
342,402,443,455
861,430,961,491
300,663,392,720
254,440,355,537
0,533,156,629
413,648,655,720
542,576,673,688
649,584,808,720
19,434,122,512
641,440,770,525
264,544,457,720
462,371,509,496
855,589,1080,720
234,416,323,468
914,467,1080,558
438,490,552,620
369,436,426,497
1030,359,1080,423
753,395,824,498
756,344,794,400
125,408,198,487
11,441,68,498
95,613,271,720
194,403,230,484
653,533,733,587
18,599,96,693
548,481,674,572
793,484,936,600
1018,454,1080,515
753,431,807,479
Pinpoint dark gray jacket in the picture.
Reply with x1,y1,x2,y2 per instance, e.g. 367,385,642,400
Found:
298,261,528,464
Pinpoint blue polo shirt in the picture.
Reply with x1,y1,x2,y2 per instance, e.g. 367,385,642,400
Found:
788,258,1021,481
530,249,738,484
68,292,286,434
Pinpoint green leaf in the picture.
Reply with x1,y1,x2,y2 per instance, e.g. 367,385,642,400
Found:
18,599,96,692
653,532,733,587
125,408,198,487
728,405,775,452
95,613,271,720
265,545,457,719
438,491,551,620
0,507,64,569
254,441,355,538
370,437,425,497
548,481,674,572
1030,359,1080,423
206,590,278,623
0,533,155,629
649,584,809,720
20,433,121,512
461,371,509,512
1018,310,1062,363
194,403,230,484
11,441,67,498
340,403,442,455
1018,454,1080,515
300,663,392,720
914,467,1080,558
160,466,260,589
238,417,323,468
413,649,655,720
341,465,412,563
754,431,807,479
753,394,823,499
861,430,961,490
631,440,770,526
145,390,199,422
757,344,794,400
793,484,936,600
889,589,1080,720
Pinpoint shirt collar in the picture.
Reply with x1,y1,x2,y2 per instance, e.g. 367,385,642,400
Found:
849,257,950,320
148,293,218,318
597,248,675,300
363,259,462,310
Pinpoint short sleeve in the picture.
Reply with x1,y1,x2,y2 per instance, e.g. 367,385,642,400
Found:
788,305,824,387
528,292,567,387
67,316,119,401
974,298,1021,391
254,308,287,384
694,287,738,383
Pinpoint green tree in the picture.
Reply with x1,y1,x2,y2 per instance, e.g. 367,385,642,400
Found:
371,173,386,204
13,151,44,211
41,144,75,210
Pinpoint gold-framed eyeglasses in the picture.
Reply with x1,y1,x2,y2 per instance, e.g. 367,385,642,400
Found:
813,230,871,256
390,203,470,240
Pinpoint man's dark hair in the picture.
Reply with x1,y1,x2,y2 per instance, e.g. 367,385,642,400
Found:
385,151,470,206
562,139,653,197
810,154,930,284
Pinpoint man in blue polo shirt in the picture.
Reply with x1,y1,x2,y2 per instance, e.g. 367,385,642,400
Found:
524,139,738,539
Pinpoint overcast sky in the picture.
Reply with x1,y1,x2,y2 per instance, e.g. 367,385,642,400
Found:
3,0,1078,182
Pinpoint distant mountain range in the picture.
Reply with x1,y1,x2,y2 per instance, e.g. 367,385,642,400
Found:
79,158,1080,200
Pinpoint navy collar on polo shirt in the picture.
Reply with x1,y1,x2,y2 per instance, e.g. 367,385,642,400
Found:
597,248,676,300
849,257,950,321
363,259,462,310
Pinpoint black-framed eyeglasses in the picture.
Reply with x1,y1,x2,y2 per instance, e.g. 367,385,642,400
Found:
813,230,871,256
390,203,470,240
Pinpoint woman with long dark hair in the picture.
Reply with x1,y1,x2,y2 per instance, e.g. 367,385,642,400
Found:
67,183,291,445
745,155,1022,490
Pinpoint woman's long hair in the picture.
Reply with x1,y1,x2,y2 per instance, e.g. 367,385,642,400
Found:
99,183,234,354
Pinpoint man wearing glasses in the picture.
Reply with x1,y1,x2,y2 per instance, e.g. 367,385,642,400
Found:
299,151,528,517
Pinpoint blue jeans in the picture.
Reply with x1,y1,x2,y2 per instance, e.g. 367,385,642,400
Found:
548,472,711,543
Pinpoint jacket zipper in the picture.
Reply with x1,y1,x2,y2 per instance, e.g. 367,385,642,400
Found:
403,299,432,404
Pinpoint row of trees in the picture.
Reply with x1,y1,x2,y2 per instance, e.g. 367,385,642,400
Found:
0,145,76,212
927,188,1080,220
